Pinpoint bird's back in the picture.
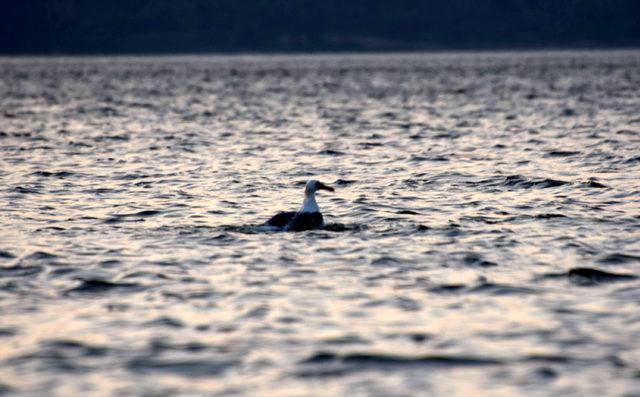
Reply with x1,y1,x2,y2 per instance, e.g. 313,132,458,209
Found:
265,211,296,228
285,212,324,231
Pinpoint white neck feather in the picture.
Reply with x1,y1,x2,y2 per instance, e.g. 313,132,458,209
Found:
300,192,320,213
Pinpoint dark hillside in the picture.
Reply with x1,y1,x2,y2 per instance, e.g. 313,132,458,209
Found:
2,0,639,53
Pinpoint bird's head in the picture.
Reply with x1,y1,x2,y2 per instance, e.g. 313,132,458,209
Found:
305,180,335,196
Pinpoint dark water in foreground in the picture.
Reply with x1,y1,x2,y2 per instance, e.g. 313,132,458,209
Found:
1,51,640,396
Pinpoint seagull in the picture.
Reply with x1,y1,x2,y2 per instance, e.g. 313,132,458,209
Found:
265,180,335,231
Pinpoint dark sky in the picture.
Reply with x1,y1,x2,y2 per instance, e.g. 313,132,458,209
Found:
2,0,639,54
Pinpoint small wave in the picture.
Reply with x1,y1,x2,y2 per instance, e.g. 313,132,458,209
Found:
127,210,162,217
534,213,567,219
301,351,503,366
220,225,261,234
162,290,217,301
203,233,236,244
126,357,236,377
65,278,142,295
113,173,151,180
370,256,401,266
142,316,185,329
29,171,74,178
623,155,640,164
334,179,356,186
93,133,129,142
321,334,370,346
103,216,143,224
521,354,581,364
321,223,366,232
545,150,581,157
34,226,66,232
103,210,163,224
463,253,498,267
502,175,570,189
0,383,13,395
318,149,345,156
0,250,15,259
23,251,58,261
12,186,41,194
410,154,450,162
48,267,79,278
578,179,608,188
468,175,572,190
538,267,637,286
568,268,637,284
0,265,43,278
40,339,109,357
223,222,364,234
359,141,384,148
429,280,537,295
598,253,640,265
0,327,16,337
397,209,420,215
432,131,466,140
616,129,639,136
428,283,467,293
470,282,538,295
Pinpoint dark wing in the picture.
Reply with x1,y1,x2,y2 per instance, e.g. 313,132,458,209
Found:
265,211,296,228
285,212,324,231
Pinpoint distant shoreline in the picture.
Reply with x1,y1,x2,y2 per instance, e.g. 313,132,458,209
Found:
2,46,640,58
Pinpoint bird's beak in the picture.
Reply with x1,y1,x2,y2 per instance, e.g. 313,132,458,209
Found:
318,182,335,192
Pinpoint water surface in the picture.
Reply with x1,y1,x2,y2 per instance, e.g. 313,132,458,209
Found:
1,51,640,396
